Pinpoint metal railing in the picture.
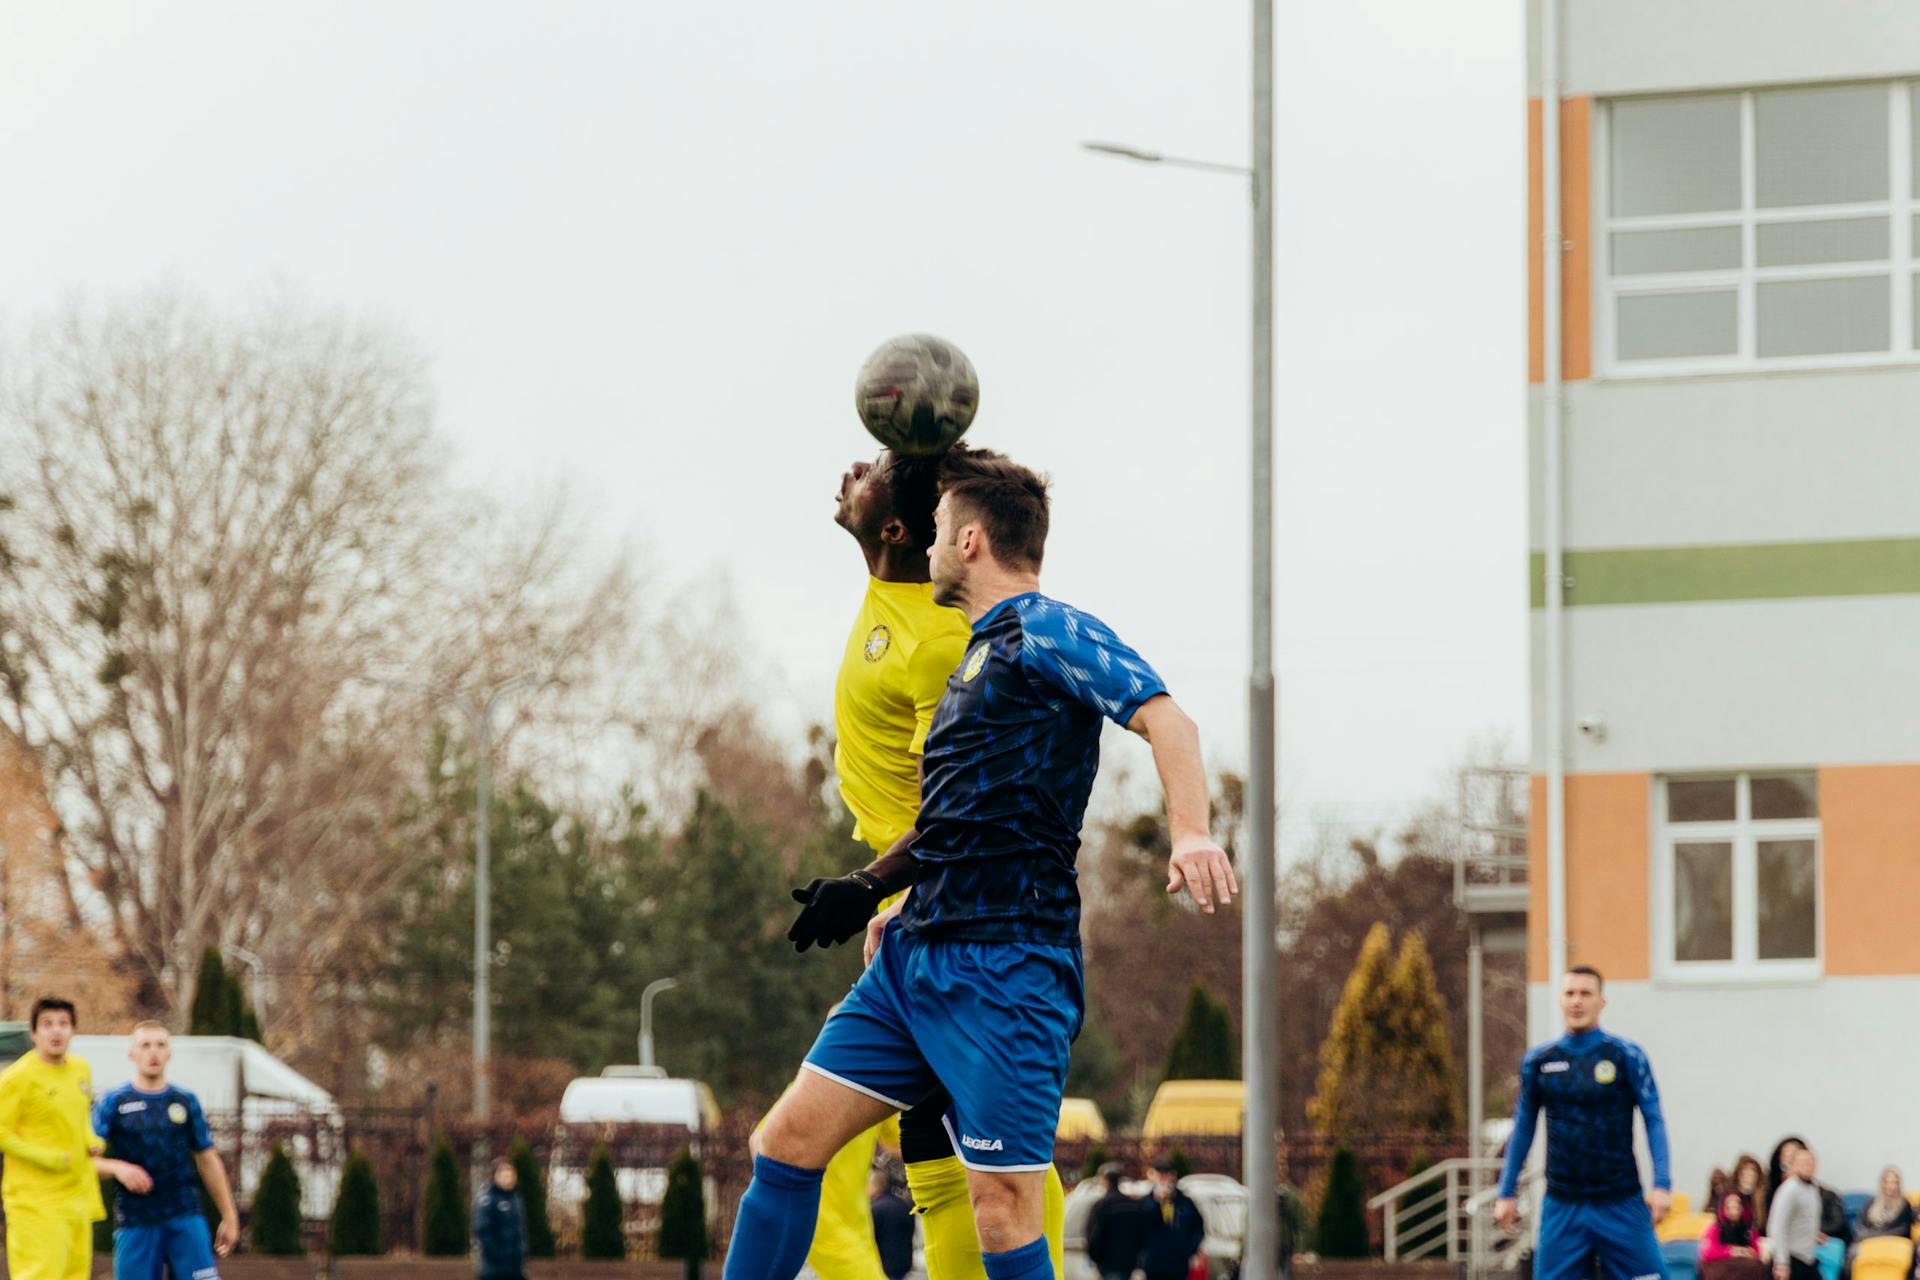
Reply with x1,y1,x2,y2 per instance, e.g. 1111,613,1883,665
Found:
1369,1156,1505,1263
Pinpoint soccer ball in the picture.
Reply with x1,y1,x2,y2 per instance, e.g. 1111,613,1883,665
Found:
853,334,979,457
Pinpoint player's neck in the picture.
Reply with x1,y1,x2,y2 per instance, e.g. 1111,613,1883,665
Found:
863,540,931,584
134,1073,167,1092
958,572,1041,624
33,1047,66,1066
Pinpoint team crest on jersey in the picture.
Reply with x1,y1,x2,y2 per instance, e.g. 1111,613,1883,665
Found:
169,1102,189,1123
863,624,892,662
961,644,989,682
1594,1060,1617,1085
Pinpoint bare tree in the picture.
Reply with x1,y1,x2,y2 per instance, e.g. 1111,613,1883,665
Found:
0,291,449,1012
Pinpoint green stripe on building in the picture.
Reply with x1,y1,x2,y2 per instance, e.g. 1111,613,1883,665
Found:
1530,537,1920,607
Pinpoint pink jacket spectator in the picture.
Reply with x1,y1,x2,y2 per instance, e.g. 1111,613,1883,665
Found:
1700,1220,1766,1263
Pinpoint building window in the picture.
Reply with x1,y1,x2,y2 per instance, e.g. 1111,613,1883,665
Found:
1656,773,1820,980
1599,82,1919,373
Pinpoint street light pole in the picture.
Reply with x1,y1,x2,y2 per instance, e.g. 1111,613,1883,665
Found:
356,672,549,1120
1079,2,1278,1267
639,977,681,1071
1244,2,1279,1276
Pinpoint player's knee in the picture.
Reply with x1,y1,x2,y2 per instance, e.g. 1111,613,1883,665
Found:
968,1177,1040,1252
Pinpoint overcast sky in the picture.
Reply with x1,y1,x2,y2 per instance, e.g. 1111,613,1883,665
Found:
2,2,1526,853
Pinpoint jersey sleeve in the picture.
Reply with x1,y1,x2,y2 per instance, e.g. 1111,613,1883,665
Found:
1018,603,1168,726
1497,1053,1541,1199
186,1092,213,1152
1626,1042,1672,1190
906,628,969,755
0,1069,67,1172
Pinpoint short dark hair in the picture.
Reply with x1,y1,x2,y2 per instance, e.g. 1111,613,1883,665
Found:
30,997,77,1030
938,448,1050,572
887,452,944,551
1568,964,1605,990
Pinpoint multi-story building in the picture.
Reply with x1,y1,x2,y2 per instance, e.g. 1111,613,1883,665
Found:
1526,0,1920,1202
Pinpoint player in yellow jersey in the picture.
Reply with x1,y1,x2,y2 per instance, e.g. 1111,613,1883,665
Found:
0,997,146,1280
783,448,1064,1280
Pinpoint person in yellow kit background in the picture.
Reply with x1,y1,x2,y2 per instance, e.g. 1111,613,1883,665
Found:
783,447,1064,1279
0,996,153,1280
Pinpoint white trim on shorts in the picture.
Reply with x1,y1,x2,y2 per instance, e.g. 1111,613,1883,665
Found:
799,1061,911,1111
939,1112,1056,1174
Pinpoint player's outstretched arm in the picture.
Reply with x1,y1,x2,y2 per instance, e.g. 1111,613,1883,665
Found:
787,827,923,952
193,1147,242,1256
1128,694,1236,914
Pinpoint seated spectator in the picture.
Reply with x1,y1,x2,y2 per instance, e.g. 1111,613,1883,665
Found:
1732,1155,1769,1227
1702,1190,1770,1280
1855,1168,1913,1243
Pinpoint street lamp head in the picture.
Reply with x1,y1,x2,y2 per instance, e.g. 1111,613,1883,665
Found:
1081,140,1164,164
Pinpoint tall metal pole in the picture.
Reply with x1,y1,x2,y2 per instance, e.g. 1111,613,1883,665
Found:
471,694,492,1121
1243,0,1280,1274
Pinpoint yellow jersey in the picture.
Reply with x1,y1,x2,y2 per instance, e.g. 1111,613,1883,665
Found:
0,1051,105,1220
834,577,970,853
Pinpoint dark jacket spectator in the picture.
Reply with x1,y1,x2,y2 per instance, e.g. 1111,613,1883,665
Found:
1856,1169,1914,1243
1140,1165,1207,1280
1087,1172,1149,1280
474,1163,528,1280
869,1172,914,1280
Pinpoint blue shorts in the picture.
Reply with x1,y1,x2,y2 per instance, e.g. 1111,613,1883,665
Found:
115,1214,220,1280
1536,1194,1668,1280
803,919,1083,1171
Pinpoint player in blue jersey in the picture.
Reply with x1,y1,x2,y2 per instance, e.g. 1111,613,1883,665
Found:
729,449,1237,1280
1495,966,1672,1280
92,1022,240,1280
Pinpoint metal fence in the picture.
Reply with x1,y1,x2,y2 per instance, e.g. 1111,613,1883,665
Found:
96,1108,1461,1256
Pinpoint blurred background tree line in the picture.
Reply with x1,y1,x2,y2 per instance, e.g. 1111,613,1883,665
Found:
0,290,1524,1131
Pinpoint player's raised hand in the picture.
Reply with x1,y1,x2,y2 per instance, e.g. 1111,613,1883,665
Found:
787,871,886,952
1166,833,1237,914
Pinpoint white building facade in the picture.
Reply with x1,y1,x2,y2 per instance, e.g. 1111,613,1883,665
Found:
1527,0,1920,1204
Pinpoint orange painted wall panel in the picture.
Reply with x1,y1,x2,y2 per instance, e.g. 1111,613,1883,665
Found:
1527,97,1592,385
1821,765,1920,976
1528,772,1650,982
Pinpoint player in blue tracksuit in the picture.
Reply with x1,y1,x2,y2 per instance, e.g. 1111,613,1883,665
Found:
1495,966,1672,1280
92,1022,239,1280
727,449,1238,1280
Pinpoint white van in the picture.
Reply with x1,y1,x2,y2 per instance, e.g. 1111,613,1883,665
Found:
547,1068,721,1229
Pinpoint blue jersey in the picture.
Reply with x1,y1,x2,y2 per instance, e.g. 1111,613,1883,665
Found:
1498,1028,1671,1203
92,1082,213,1227
902,593,1166,946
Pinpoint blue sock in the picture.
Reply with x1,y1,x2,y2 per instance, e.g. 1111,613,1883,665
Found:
721,1154,824,1280
982,1236,1053,1280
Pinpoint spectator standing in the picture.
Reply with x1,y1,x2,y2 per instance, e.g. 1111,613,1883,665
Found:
868,1167,914,1280
474,1157,528,1280
1701,1191,1770,1280
1139,1159,1206,1280
1086,1163,1148,1280
1771,1148,1824,1280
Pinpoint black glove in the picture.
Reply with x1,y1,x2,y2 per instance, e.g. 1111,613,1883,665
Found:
787,871,886,952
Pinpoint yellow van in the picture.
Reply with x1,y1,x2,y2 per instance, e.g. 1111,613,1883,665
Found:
1056,1097,1108,1141
1142,1079,1244,1138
